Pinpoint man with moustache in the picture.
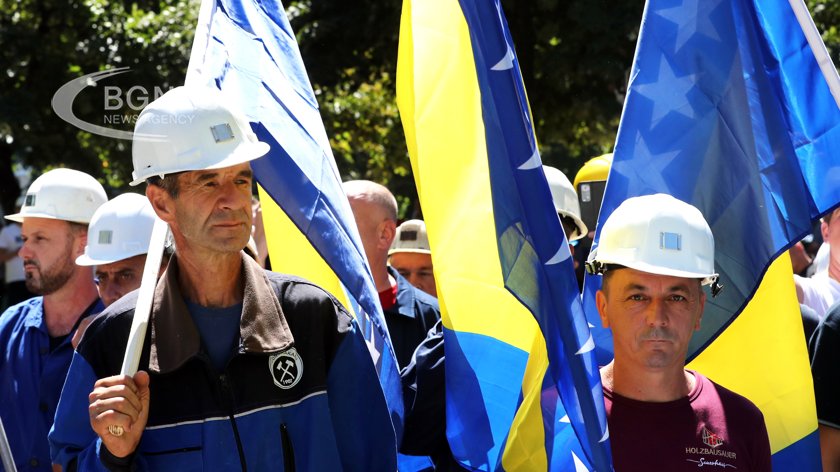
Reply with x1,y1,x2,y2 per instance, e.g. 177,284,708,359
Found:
50,86,395,471
388,219,438,298
0,168,106,471
70,193,173,349
75,193,171,309
586,194,771,471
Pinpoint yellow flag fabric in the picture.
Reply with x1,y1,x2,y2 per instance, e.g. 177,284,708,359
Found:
257,185,352,309
575,0,835,468
687,256,816,455
398,1,547,466
398,0,612,469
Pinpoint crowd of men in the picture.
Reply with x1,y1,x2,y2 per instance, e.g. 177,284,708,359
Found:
0,85,834,471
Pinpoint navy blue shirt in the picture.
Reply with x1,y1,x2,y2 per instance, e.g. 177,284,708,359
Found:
384,267,441,369
185,300,242,372
0,296,101,471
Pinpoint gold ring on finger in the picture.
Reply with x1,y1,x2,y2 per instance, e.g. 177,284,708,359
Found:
108,424,124,437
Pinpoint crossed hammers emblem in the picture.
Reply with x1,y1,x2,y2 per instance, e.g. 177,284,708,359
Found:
276,359,297,384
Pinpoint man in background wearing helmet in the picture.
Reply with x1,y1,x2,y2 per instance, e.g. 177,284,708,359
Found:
573,154,612,289
50,87,396,470
587,194,771,471
70,193,173,349
75,193,170,309
543,165,588,254
389,219,437,298
0,168,106,471
343,180,440,369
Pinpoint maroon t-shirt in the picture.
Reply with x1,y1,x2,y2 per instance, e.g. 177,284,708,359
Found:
603,371,772,471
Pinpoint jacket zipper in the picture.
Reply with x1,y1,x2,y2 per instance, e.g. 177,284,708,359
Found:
219,373,248,472
280,423,296,471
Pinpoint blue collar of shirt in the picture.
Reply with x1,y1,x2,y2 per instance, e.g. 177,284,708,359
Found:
387,266,417,319
22,297,45,330
23,297,104,334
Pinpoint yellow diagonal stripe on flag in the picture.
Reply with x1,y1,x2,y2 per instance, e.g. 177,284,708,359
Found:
257,185,352,310
688,255,817,453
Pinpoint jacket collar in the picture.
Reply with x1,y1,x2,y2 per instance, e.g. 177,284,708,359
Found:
387,266,416,319
149,253,293,374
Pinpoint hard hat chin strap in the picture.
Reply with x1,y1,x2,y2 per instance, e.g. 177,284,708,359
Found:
709,277,723,298
584,259,607,276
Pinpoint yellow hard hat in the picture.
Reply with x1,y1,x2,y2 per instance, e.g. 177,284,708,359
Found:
573,153,613,189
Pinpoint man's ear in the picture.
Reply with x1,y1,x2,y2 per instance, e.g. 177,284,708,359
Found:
596,290,610,328
73,230,88,258
146,185,176,224
379,219,397,250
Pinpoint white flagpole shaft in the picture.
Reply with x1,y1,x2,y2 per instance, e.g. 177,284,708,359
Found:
119,218,169,376
120,0,206,376
0,415,17,472
185,0,217,87
789,0,840,109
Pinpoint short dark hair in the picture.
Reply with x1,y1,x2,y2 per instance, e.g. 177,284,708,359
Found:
68,221,88,237
146,173,182,197
824,208,840,225
559,214,577,241
601,265,703,295
600,265,630,296
601,268,618,295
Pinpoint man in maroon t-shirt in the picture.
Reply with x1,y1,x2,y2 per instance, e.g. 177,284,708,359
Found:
586,194,771,471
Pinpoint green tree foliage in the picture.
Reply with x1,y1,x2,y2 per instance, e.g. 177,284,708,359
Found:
290,0,644,216
0,0,197,191
810,1,840,59
1,0,838,214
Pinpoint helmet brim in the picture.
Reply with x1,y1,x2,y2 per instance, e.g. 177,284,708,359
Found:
129,140,270,186
594,257,718,286
388,248,432,256
75,253,116,267
558,210,589,242
75,250,148,267
5,212,91,225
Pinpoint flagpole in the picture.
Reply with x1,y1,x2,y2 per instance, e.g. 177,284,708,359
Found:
789,0,840,109
185,0,216,87
0,415,17,472
120,0,211,377
119,218,169,376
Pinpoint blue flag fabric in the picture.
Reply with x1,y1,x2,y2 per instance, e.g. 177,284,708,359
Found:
185,0,404,439
398,0,612,469
581,0,839,468
583,0,840,365
456,1,611,470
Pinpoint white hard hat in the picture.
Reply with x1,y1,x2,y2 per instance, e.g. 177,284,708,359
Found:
5,168,107,224
543,166,588,241
585,194,720,291
389,219,431,255
76,193,158,266
130,86,270,186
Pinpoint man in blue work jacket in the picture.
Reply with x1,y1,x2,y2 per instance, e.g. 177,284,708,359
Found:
49,86,396,471
0,168,107,470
